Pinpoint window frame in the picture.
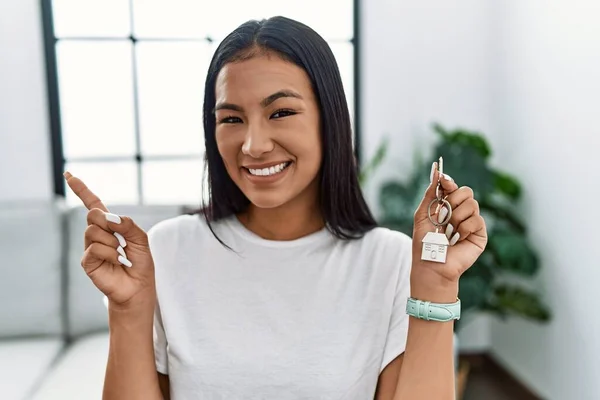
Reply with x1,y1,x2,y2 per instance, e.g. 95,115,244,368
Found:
41,0,363,199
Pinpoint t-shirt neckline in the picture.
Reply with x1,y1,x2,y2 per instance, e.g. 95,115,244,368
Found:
225,215,332,249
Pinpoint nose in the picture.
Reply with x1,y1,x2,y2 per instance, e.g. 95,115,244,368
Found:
241,122,274,158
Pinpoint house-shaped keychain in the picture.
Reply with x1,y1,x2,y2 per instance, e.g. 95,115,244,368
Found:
421,231,449,263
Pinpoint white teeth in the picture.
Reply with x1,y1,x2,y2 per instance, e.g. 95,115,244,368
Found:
248,162,289,177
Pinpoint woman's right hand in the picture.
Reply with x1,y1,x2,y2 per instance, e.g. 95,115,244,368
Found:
64,172,156,307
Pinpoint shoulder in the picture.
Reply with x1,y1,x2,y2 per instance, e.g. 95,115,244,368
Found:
360,227,412,258
148,213,236,253
148,213,201,241
147,213,213,253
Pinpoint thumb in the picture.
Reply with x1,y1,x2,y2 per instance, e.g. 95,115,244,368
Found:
105,213,148,246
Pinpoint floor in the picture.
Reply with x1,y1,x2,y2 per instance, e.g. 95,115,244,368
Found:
460,355,543,400
463,371,520,400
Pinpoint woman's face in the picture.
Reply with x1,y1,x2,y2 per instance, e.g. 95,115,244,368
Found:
214,53,322,210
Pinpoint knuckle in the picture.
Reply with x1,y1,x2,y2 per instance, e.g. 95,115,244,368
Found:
84,224,93,239
87,242,99,254
468,197,479,211
461,186,474,197
81,248,92,267
86,208,103,224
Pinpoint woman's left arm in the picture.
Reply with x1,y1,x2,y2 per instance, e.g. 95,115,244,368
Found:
383,162,488,400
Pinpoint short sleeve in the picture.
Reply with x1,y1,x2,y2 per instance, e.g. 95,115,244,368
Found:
379,234,412,373
153,300,169,374
148,218,177,375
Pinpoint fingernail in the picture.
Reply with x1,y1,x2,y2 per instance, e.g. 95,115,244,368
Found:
450,232,460,246
117,246,126,258
118,255,132,268
105,213,121,224
438,206,448,223
429,162,436,183
445,223,454,239
442,173,453,181
114,232,126,248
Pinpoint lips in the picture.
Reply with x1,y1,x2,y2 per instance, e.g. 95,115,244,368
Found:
241,161,293,184
245,161,291,177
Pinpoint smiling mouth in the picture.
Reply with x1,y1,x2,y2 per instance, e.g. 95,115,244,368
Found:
244,161,292,177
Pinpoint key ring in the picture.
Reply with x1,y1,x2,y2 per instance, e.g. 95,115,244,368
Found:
428,198,452,227
428,156,451,227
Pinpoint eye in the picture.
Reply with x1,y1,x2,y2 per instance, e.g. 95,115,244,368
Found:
218,116,242,124
270,109,296,119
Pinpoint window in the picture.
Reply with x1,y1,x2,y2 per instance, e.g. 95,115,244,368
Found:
42,0,359,206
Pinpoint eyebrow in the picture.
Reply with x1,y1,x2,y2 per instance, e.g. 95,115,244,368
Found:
213,89,303,113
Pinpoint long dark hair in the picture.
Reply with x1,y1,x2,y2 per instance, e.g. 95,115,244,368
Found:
200,16,377,240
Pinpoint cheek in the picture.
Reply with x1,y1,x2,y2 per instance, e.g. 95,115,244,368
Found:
290,131,322,172
215,132,239,171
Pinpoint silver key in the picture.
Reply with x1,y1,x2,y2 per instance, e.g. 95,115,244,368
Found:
421,157,452,263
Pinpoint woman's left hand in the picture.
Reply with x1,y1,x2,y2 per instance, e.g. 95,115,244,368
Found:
411,162,488,285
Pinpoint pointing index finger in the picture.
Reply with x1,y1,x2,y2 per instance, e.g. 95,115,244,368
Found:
63,171,109,212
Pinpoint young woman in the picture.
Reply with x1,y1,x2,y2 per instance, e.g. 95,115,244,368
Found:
65,16,487,400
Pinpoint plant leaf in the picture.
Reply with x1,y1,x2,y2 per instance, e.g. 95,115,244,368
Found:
434,144,495,198
432,123,492,159
359,137,388,185
379,181,418,222
458,274,491,311
489,285,551,322
488,228,539,276
492,169,522,200
479,197,526,233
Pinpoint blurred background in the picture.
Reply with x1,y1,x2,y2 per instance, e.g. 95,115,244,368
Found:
0,0,599,399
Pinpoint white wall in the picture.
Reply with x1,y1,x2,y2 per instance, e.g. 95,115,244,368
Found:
0,0,53,201
487,1,600,399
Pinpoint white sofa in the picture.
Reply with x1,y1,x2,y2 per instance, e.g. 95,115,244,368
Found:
0,200,183,400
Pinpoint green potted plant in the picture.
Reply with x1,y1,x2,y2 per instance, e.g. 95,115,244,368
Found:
361,123,551,331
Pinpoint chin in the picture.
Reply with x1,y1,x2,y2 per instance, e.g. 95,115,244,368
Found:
244,192,291,209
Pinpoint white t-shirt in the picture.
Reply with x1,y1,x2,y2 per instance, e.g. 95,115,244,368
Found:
149,214,412,400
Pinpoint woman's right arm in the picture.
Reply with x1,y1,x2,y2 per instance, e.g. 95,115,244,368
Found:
104,296,165,400
63,172,170,400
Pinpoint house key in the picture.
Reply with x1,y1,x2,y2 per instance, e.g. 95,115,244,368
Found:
421,157,452,263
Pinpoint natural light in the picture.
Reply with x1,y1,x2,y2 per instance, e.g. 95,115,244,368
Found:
51,0,355,207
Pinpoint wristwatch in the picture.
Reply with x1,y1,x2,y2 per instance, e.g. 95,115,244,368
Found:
406,297,461,322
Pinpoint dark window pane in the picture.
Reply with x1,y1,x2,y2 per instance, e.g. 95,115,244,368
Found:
142,159,205,205
64,161,139,205
136,42,211,156
52,0,131,38
56,41,136,158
